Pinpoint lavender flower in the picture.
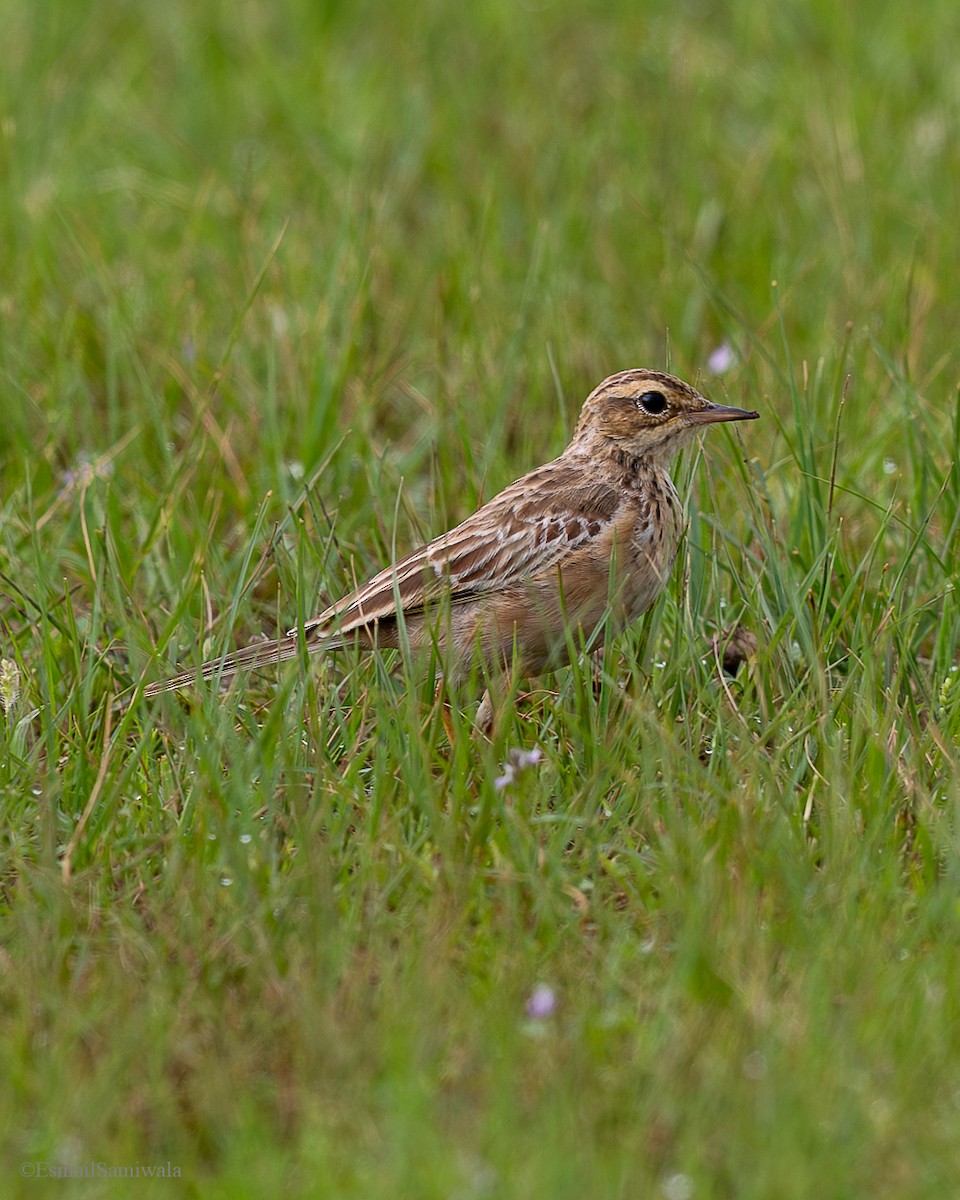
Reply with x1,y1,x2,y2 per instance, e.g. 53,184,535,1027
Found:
707,342,736,374
525,983,557,1020
494,746,544,792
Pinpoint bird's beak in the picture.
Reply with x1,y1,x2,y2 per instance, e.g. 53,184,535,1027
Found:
688,401,760,425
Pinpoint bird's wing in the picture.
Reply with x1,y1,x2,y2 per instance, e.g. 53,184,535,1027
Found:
297,459,621,639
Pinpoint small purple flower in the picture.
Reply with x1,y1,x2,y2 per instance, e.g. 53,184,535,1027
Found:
525,983,557,1020
494,746,544,792
707,342,736,374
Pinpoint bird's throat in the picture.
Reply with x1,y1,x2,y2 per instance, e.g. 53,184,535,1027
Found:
612,446,646,478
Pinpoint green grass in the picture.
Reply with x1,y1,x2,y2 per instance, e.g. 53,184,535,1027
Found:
3,0,960,1194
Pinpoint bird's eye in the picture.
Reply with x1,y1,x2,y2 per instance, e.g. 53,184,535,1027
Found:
638,391,668,415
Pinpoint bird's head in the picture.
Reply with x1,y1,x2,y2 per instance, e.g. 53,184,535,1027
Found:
573,369,759,463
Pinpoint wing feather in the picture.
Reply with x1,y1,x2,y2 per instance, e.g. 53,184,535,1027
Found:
297,459,620,639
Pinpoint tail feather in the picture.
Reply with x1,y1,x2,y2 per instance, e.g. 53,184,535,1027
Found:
145,630,338,697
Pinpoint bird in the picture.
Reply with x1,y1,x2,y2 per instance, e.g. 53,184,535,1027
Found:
145,368,759,730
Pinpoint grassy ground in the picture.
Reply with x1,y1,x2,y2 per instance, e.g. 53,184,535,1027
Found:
3,0,960,1194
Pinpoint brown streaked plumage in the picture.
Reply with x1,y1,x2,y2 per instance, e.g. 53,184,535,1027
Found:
145,369,759,729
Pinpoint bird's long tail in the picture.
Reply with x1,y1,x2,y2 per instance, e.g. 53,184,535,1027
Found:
144,629,338,697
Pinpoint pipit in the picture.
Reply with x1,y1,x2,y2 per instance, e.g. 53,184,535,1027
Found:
146,368,758,729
